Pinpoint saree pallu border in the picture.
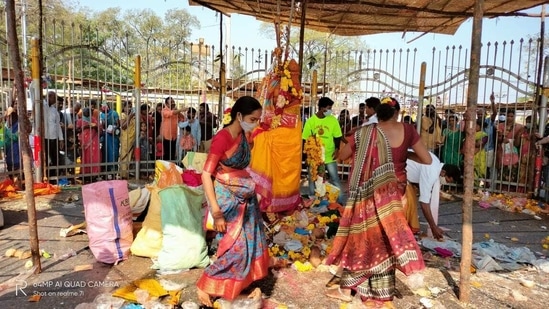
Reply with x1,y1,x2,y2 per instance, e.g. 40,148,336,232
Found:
196,252,269,300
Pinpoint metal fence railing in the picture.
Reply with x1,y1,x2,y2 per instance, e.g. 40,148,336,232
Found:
0,16,546,197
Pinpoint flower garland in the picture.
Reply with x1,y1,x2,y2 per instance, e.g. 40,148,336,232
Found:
303,135,325,181
274,57,303,110
222,107,232,125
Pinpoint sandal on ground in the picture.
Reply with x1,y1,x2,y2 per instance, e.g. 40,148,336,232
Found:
325,286,352,302
325,274,341,287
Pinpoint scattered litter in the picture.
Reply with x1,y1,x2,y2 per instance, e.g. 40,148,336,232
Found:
57,249,77,261
24,260,33,269
510,290,528,301
414,287,431,297
180,301,200,309
28,294,41,302
419,297,433,308
158,279,187,291
5,248,31,259
60,222,87,237
533,215,542,220
40,250,51,259
4,248,15,257
489,220,500,225
473,255,503,272
541,226,547,230
428,286,442,296
407,273,424,290
74,264,93,272
112,278,168,303
519,278,535,288
532,259,549,273
471,281,482,288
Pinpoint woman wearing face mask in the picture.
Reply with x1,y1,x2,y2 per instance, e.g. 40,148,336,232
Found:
196,96,268,307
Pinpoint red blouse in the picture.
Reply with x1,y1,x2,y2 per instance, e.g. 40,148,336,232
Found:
203,129,250,180
349,122,420,181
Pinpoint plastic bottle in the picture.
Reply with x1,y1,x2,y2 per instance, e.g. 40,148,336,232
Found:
57,248,77,260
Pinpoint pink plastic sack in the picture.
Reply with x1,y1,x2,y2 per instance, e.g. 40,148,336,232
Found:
83,180,133,264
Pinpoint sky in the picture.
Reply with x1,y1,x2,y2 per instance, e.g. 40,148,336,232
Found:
72,0,547,109
76,0,547,53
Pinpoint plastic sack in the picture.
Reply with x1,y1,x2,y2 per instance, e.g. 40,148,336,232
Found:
182,152,208,173
129,187,150,220
83,180,133,264
131,185,163,258
157,162,183,189
155,185,209,271
154,160,183,184
182,170,202,187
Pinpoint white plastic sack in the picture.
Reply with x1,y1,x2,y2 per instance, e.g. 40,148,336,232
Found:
83,180,133,264
129,187,150,220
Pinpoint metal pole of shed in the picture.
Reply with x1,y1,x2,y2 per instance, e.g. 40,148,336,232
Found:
134,55,141,178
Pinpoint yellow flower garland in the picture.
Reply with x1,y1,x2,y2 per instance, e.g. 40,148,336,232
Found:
303,135,324,180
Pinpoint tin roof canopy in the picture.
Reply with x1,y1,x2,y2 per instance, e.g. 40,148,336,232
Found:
189,0,545,36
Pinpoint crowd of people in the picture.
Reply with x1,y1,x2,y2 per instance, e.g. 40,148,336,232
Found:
1,92,219,185
336,93,544,194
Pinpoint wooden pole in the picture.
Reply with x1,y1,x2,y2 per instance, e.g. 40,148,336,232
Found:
459,0,484,303
6,0,41,273
218,14,225,120
417,62,427,134
298,0,307,85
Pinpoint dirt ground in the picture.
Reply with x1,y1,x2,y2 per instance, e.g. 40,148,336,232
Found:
1,187,549,308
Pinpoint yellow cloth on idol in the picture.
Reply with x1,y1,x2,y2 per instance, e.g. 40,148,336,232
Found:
250,123,302,213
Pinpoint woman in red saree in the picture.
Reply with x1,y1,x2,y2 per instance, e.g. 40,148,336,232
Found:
196,96,269,307
325,97,431,308
76,108,101,184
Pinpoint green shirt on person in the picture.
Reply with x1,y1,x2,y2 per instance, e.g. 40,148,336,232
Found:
302,114,343,164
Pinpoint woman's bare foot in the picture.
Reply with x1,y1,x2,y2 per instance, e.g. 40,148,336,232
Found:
269,257,288,269
197,287,212,307
325,286,352,302
363,300,395,308
248,287,262,301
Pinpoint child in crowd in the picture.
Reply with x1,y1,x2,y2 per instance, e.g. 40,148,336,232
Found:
155,138,163,160
474,118,489,187
179,125,195,161
138,122,152,162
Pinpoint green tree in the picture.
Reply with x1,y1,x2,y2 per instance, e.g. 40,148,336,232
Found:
259,22,367,94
